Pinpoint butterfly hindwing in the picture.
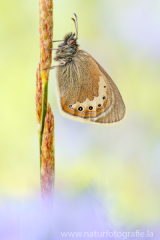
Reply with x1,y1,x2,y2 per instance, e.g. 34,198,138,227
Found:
88,52,126,123
56,49,125,124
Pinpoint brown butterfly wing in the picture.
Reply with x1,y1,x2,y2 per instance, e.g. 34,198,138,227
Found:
56,49,125,124
87,52,126,123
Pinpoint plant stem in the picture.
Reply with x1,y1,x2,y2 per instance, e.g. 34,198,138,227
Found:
41,104,55,202
40,81,48,168
37,0,54,201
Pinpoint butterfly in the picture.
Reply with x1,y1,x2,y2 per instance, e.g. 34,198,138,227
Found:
44,14,126,124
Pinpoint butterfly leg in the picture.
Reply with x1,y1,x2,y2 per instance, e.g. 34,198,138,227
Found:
46,46,69,51
46,48,59,50
42,59,66,70
53,40,63,42
58,59,66,64
60,45,69,52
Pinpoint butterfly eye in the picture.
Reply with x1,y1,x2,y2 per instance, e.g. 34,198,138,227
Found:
98,104,101,107
89,106,93,110
69,39,75,45
103,96,106,100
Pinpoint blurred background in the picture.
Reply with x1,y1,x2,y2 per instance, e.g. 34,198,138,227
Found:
0,0,160,239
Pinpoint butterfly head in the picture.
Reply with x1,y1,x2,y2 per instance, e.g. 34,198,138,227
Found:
54,14,79,63
58,32,78,50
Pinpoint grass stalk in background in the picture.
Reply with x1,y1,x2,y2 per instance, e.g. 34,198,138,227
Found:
36,0,54,203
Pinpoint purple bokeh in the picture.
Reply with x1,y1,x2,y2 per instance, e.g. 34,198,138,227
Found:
0,192,159,240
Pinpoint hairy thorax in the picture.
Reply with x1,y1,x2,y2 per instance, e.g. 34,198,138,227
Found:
54,46,78,63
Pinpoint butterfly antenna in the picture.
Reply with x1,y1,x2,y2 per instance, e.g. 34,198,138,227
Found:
71,13,78,39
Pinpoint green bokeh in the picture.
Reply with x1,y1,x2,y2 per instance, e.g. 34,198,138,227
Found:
0,0,160,227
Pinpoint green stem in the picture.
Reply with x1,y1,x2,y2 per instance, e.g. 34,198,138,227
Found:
39,81,48,168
